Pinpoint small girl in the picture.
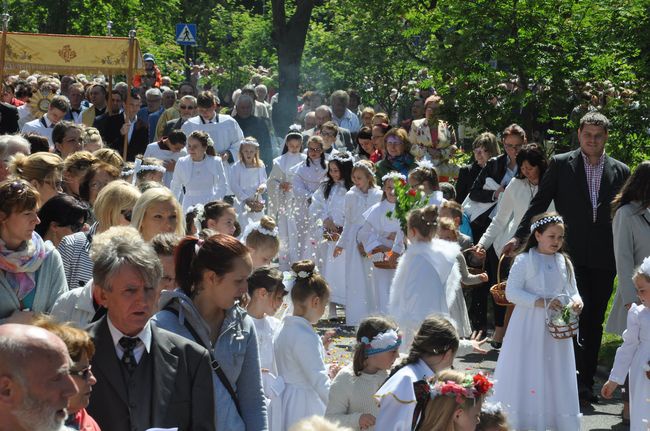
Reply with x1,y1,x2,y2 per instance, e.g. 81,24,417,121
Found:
476,402,509,431
230,137,268,226
292,136,328,260
186,200,237,237
274,260,340,430
358,172,406,315
132,156,166,186
325,317,401,430
310,152,354,319
243,215,281,268
601,257,650,431
491,212,583,430
408,161,445,206
333,160,383,326
418,369,493,431
374,316,479,430
247,266,288,431
267,127,307,269
389,207,470,349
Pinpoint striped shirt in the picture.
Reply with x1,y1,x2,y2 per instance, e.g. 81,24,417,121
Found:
581,152,605,222
57,222,97,288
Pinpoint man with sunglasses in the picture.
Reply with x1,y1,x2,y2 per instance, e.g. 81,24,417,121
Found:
301,104,354,152
154,82,197,140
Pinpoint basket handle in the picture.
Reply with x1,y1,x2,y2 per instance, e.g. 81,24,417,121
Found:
544,293,571,318
496,253,507,285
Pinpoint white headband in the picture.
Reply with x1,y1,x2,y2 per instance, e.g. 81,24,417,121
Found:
640,256,650,277
242,220,279,242
530,215,564,233
132,158,166,184
381,171,407,184
240,138,260,147
360,329,402,356
416,159,435,170
353,161,374,176
330,151,353,163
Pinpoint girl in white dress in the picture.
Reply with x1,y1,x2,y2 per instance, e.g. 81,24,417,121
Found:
358,172,406,315
170,130,229,213
230,137,268,227
601,257,650,431
267,128,307,270
242,216,281,269
247,266,288,431
389,206,469,350
374,316,479,431
186,200,237,237
325,317,401,430
310,152,354,319
292,136,327,260
491,212,583,431
273,260,341,430
333,160,383,326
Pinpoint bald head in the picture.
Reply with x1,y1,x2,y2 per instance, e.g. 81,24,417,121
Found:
314,105,332,127
0,324,69,375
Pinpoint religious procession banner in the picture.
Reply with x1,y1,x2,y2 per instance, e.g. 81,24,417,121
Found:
2,32,144,75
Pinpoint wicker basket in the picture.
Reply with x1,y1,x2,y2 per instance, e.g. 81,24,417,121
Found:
545,295,579,340
368,251,398,270
489,254,512,306
322,227,342,242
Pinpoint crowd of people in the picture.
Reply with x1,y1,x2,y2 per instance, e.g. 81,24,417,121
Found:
0,61,648,431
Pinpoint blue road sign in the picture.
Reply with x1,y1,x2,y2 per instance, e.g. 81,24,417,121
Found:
176,23,197,46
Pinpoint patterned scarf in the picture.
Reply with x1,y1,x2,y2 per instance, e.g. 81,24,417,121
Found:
387,153,414,176
0,232,48,300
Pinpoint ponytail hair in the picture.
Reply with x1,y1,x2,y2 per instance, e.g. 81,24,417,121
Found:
175,233,250,297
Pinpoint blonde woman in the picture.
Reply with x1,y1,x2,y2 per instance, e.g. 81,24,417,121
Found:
130,187,185,241
62,151,96,198
9,152,64,204
56,180,141,289
81,127,103,153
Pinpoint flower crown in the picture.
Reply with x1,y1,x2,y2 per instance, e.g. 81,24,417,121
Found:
530,215,563,233
640,256,650,277
429,373,493,404
415,159,435,170
360,329,401,356
353,160,374,175
330,151,353,163
241,137,260,147
381,171,407,184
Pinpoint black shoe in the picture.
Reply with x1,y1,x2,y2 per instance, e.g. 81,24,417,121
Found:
489,340,502,350
578,387,598,404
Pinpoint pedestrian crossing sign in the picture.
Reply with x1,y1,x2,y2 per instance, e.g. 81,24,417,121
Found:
176,24,197,46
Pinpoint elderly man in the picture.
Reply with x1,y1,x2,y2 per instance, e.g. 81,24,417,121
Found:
154,81,196,140
0,135,30,181
86,229,215,431
161,94,197,137
161,87,176,110
181,90,244,164
234,94,273,171
0,323,78,431
302,104,353,151
22,95,70,148
506,111,630,405
330,89,360,133
137,88,164,142
81,83,108,127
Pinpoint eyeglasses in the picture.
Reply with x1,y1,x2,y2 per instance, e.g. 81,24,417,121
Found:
385,139,404,146
179,105,195,110
69,365,93,380
307,147,323,153
121,209,132,222
320,131,337,137
504,144,523,150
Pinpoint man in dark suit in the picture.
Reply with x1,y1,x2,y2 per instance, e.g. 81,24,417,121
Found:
506,111,630,404
104,92,150,161
86,229,215,431
0,101,19,134
302,105,354,151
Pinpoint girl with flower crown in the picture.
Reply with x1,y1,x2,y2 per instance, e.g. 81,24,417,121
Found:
333,160,383,326
292,136,328,260
0,179,67,321
325,316,401,430
358,171,406,315
242,216,281,268
273,260,340,430
418,369,493,431
601,257,650,431
491,211,583,430
267,127,307,269
408,161,446,207
231,137,268,227
309,152,354,319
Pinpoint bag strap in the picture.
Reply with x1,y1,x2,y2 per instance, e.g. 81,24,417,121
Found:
162,305,243,417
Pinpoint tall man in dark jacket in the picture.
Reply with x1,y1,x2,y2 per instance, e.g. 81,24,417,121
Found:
505,112,630,404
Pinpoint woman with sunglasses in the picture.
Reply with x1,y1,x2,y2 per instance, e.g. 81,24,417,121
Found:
0,179,67,322
36,193,89,247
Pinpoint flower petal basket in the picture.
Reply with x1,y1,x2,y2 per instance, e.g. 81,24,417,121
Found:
545,294,579,340
489,254,512,306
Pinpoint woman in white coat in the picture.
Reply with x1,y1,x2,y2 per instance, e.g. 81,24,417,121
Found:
267,128,307,270
309,152,353,318
334,160,383,326
170,130,229,213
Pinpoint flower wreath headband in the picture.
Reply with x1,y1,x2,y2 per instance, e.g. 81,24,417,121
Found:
360,329,402,356
381,171,407,184
353,161,374,177
240,137,260,147
639,255,650,277
242,220,279,241
330,151,353,163
530,215,563,233
429,373,494,404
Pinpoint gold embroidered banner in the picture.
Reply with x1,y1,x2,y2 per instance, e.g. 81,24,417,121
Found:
2,32,144,74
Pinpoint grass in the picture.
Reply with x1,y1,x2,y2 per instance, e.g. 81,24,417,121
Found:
598,278,623,369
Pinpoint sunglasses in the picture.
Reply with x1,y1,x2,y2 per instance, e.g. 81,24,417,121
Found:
69,365,93,380
179,105,195,110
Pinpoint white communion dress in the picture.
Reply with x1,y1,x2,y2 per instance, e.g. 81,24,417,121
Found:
230,161,267,227
291,160,327,260
170,154,229,213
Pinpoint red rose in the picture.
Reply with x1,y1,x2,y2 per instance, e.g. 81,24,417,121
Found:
473,373,493,394
407,189,417,197
400,179,407,186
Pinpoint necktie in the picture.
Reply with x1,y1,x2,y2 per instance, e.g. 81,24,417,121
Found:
119,336,140,373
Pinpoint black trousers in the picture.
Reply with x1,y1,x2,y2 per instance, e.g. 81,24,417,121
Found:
573,265,616,390
468,246,508,330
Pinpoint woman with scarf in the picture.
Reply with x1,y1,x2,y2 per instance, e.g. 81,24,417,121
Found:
0,179,67,321
374,128,416,186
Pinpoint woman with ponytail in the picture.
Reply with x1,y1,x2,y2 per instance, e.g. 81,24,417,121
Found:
153,233,267,431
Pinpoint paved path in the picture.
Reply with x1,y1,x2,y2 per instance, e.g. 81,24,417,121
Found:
318,322,628,431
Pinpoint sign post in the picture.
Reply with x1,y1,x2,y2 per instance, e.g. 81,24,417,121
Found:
176,23,197,81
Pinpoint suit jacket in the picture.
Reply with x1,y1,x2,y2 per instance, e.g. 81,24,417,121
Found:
515,149,630,270
0,102,19,134
86,316,216,431
469,154,510,203
103,114,150,161
455,162,482,204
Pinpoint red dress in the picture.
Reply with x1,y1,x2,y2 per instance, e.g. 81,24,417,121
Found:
67,409,102,431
